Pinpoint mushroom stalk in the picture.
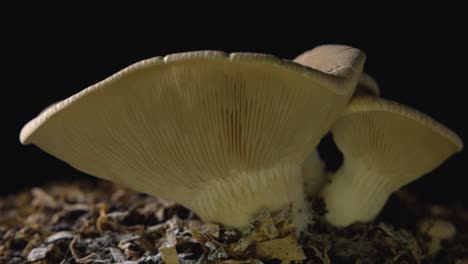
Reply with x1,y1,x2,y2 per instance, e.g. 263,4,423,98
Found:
187,162,308,231
321,161,395,226
301,150,326,195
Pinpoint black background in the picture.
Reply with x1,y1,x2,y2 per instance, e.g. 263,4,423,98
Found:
4,4,467,206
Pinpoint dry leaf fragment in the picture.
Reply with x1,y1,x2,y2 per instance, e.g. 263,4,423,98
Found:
221,259,264,264
189,220,220,242
118,242,140,259
51,204,89,224
110,247,126,262
107,211,130,222
15,225,48,243
75,252,99,264
272,207,295,236
31,187,59,209
27,244,54,262
159,229,179,264
233,231,258,253
97,212,128,233
123,243,143,259
45,231,75,243
69,237,81,260
255,209,279,241
190,228,209,244
255,234,305,262
233,208,291,254
148,222,170,232
23,233,42,257
118,234,141,247
202,223,220,238
110,188,129,203
206,241,229,261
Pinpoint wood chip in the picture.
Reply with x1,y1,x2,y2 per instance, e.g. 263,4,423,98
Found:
159,229,179,264
4,180,464,263
255,234,305,261
51,203,89,224
31,187,59,209
234,230,258,253
255,209,279,241
221,259,264,264
23,233,43,257
45,231,75,243
202,223,220,238
76,252,99,263
27,244,54,262
110,247,127,262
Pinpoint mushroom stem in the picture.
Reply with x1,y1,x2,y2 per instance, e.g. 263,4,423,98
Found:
186,162,308,232
321,161,396,227
301,150,326,195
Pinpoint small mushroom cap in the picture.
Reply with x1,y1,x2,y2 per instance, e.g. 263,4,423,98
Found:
419,218,456,254
294,45,373,97
354,72,380,96
293,45,364,82
333,96,463,187
419,218,456,240
20,48,365,227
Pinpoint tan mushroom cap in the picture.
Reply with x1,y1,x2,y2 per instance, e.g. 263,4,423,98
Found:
293,45,365,82
294,48,379,97
354,72,380,96
419,218,456,254
322,96,463,226
419,218,456,240
20,47,365,230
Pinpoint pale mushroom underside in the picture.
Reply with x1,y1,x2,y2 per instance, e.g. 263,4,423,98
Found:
19,48,365,228
341,97,463,150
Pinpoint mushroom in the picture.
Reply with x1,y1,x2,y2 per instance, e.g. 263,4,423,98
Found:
294,50,377,196
419,218,456,254
299,72,378,196
301,150,326,194
321,96,463,226
354,72,380,96
294,47,379,98
20,47,365,232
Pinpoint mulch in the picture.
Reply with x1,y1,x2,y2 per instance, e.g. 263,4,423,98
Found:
1,180,467,264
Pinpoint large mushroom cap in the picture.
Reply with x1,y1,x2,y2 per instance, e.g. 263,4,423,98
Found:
20,47,365,228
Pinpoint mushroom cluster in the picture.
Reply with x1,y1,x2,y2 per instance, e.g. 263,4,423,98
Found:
20,45,463,235
294,48,463,227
